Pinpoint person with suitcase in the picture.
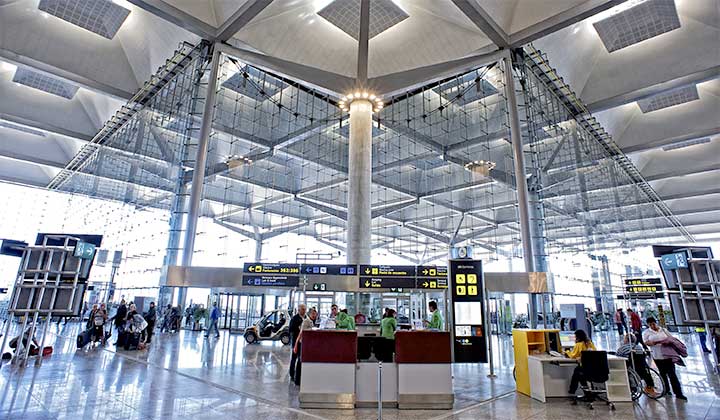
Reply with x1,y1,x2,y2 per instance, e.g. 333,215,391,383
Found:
143,302,157,344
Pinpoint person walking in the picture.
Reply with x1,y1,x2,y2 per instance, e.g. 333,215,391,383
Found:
288,304,307,382
144,302,157,344
643,317,687,401
696,327,711,354
113,300,128,339
627,308,643,344
614,308,626,337
205,302,220,338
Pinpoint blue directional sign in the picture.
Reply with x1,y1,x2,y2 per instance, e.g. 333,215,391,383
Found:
73,241,96,260
300,264,357,276
660,252,688,270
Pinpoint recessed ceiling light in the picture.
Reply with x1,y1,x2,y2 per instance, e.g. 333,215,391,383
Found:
637,85,699,113
12,68,79,99
38,0,131,40
317,0,409,40
593,0,680,52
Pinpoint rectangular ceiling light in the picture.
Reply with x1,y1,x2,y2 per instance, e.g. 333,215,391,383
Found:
38,0,131,40
222,66,287,102
318,0,409,40
637,85,699,113
13,68,79,99
593,0,680,52
0,121,47,137
662,137,711,151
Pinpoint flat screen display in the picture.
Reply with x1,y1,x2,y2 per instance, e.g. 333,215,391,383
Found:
560,331,575,348
454,302,483,324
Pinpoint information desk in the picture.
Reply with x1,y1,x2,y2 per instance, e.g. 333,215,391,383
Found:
299,330,357,409
527,354,631,403
395,331,454,409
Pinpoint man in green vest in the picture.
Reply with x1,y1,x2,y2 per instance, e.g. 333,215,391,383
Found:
426,301,443,330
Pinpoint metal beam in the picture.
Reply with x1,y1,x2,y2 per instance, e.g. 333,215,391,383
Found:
215,0,274,42
586,65,720,112
445,128,508,152
261,221,310,240
0,47,134,101
374,152,439,173
451,0,510,48
213,219,256,239
216,43,352,97
402,223,451,245
356,0,370,85
315,238,346,253
369,50,505,98
371,198,419,219
294,196,347,221
125,0,216,39
509,0,627,47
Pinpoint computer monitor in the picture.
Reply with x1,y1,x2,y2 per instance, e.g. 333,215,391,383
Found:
560,331,575,348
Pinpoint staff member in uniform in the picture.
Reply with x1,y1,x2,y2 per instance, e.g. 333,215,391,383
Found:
425,301,443,330
293,308,318,386
378,309,397,361
288,304,306,382
566,329,596,397
335,308,356,330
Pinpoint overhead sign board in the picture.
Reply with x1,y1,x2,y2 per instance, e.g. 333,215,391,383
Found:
301,264,357,276
416,265,449,289
73,241,96,260
660,252,688,270
624,277,663,299
359,277,416,289
243,275,300,287
312,283,327,291
360,265,416,277
243,262,300,274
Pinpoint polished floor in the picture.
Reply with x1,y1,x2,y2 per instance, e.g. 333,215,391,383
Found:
0,322,718,419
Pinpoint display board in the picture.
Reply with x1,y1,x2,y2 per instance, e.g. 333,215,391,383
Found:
448,259,487,363
301,264,357,275
242,263,300,287
624,277,663,299
416,265,449,289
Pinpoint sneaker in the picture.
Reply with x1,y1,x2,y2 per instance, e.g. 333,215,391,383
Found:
676,395,687,401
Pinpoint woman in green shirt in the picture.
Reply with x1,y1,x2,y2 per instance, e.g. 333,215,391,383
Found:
335,309,356,330
381,309,397,339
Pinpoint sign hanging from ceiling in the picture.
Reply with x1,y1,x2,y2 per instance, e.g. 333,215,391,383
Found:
416,265,449,289
243,262,300,274
659,253,688,270
301,264,357,276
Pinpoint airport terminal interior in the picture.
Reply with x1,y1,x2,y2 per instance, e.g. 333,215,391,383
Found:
0,0,719,419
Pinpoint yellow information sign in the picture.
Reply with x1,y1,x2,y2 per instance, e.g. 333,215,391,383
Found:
456,274,466,284
468,274,477,284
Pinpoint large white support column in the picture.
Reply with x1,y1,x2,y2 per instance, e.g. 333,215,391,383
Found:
504,52,539,327
347,99,373,265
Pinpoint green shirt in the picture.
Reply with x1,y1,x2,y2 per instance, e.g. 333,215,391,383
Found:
428,310,443,330
335,312,355,330
381,317,397,339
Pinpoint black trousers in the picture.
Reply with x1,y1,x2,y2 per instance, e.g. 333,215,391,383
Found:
289,337,299,380
627,354,654,387
293,343,303,386
145,321,155,343
655,358,683,397
569,365,587,394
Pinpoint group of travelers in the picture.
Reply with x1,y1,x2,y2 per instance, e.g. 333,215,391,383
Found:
567,314,689,402
79,299,157,350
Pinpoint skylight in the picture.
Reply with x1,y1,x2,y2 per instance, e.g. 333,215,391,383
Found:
0,121,48,137
12,68,79,99
593,0,680,52
222,67,287,102
637,85,699,113
317,0,409,40
38,0,131,40
662,137,711,152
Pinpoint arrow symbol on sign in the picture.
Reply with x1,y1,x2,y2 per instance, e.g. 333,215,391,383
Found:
423,282,429,288
365,281,370,287
423,270,428,275
365,268,370,274
249,266,255,272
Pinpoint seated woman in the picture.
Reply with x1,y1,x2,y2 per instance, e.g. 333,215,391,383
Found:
566,329,596,397
616,334,657,397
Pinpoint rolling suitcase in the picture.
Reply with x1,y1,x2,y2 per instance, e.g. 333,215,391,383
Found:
76,329,92,349
124,332,141,351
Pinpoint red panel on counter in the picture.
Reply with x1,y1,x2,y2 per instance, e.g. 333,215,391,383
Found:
395,331,452,363
301,330,358,363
